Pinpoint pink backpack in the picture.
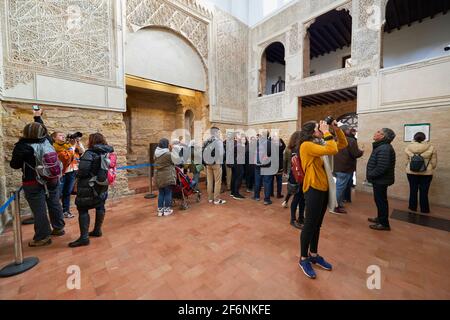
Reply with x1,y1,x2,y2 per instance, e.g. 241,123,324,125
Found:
91,152,117,186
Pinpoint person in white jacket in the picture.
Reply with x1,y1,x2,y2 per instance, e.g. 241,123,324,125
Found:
405,132,437,214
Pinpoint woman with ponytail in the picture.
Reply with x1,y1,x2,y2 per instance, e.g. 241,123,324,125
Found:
298,120,347,279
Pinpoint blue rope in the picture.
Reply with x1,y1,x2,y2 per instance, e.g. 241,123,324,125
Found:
0,193,16,216
117,163,156,170
0,162,156,214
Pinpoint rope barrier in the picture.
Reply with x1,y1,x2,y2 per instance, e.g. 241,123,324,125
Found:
117,163,156,170
0,162,154,214
0,187,22,216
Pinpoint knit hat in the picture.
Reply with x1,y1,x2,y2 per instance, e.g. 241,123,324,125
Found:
22,122,47,139
158,138,169,149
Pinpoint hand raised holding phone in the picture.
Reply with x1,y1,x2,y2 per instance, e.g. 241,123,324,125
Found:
32,105,43,117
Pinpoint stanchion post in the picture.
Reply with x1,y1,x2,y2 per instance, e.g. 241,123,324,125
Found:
0,189,39,278
11,191,23,265
145,143,157,199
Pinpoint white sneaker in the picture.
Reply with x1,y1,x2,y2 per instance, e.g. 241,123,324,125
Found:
157,208,164,217
214,199,227,205
208,200,214,204
63,212,75,219
164,208,174,216
282,201,288,208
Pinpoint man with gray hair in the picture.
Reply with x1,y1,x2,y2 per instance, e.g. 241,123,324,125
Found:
203,127,226,205
366,128,396,231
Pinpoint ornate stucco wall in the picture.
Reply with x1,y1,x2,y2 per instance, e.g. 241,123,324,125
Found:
0,0,126,111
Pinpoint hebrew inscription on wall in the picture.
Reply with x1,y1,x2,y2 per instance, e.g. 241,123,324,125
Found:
2,0,116,88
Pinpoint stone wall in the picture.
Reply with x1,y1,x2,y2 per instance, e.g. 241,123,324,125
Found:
356,106,450,208
301,100,357,125
125,90,178,174
0,103,9,233
1,101,131,205
125,90,208,175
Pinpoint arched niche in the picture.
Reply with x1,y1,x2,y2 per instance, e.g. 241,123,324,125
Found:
125,27,207,91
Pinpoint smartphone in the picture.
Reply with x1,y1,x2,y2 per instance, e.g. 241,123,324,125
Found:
32,105,40,111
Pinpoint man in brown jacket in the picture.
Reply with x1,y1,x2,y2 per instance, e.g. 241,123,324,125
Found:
332,126,364,214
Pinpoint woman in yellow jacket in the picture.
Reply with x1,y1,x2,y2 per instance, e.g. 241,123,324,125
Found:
298,120,348,279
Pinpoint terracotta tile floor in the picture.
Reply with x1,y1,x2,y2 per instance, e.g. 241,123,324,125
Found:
0,185,449,300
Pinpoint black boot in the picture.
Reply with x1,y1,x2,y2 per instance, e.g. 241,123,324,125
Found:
89,211,105,238
69,212,90,248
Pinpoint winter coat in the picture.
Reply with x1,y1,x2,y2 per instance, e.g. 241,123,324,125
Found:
405,142,437,176
283,148,292,175
366,140,396,186
154,148,176,188
75,144,113,209
10,116,56,186
334,135,364,173
275,139,286,174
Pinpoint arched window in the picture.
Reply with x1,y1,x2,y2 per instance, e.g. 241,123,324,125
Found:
382,0,450,68
259,42,286,96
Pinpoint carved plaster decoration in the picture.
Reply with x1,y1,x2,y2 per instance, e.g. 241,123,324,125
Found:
3,0,116,87
291,67,373,98
248,94,283,123
260,33,287,52
213,10,248,124
172,0,213,19
126,0,209,63
3,67,34,90
304,18,316,31
336,1,352,15
288,23,299,55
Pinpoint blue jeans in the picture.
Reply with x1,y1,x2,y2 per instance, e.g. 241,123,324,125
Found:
193,172,200,191
254,166,272,202
344,174,353,202
23,182,65,241
158,187,173,208
271,174,283,196
60,170,77,213
335,172,354,207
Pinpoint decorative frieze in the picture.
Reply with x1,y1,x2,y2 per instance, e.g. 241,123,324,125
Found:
2,0,116,87
288,23,299,55
213,10,248,124
126,0,209,63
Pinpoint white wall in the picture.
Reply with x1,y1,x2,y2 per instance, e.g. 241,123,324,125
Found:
249,0,296,26
208,0,296,26
383,13,450,68
310,46,351,76
265,61,286,95
125,28,207,91
231,0,249,25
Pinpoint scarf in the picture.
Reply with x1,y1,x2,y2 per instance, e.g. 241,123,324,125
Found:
314,138,338,211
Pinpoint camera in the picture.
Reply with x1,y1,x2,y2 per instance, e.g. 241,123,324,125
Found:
67,132,83,140
324,116,335,125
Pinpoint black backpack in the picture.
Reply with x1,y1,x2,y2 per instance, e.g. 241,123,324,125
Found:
410,153,430,172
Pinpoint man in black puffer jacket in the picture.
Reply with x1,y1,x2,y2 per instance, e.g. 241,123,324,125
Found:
366,128,396,231
69,133,113,247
